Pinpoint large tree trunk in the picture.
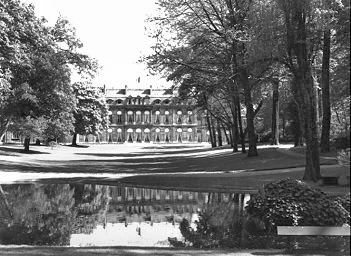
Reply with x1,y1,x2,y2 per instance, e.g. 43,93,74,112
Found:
222,123,231,145
217,123,223,147
320,29,331,153
271,80,280,145
72,133,78,146
227,125,233,147
298,72,321,181
24,137,30,152
287,2,321,181
236,97,246,153
206,112,215,148
210,116,217,147
241,69,257,157
230,97,239,152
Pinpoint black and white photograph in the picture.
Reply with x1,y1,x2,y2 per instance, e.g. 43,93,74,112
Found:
0,0,350,255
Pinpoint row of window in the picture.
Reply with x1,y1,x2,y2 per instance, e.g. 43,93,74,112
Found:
108,128,196,133
109,132,198,143
110,111,194,125
107,98,171,105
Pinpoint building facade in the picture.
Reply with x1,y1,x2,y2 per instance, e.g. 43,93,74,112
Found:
103,85,209,144
0,85,213,145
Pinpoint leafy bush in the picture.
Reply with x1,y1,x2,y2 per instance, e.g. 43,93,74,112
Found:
168,202,244,248
333,132,350,150
336,193,350,214
246,179,350,232
337,149,350,167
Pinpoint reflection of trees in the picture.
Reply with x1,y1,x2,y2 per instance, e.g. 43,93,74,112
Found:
72,184,110,215
0,184,112,245
0,185,13,218
71,184,111,234
0,184,77,245
169,201,244,248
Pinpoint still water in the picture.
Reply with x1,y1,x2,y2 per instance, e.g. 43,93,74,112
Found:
0,183,251,247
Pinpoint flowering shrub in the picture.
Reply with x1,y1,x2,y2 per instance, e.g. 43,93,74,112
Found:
245,179,350,232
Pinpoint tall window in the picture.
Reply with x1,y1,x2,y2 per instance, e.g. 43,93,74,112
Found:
117,111,122,124
155,111,160,124
164,111,170,124
187,111,193,124
127,111,133,124
117,128,122,142
127,128,133,142
144,111,150,123
144,128,150,142
136,111,141,123
155,128,161,142
177,110,182,124
165,128,170,142
136,128,142,142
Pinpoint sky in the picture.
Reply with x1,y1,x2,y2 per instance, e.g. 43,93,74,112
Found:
22,0,171,89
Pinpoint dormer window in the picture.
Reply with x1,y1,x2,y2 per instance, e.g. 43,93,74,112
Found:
144,96,150,105
154,99,161,104
117,99,123,104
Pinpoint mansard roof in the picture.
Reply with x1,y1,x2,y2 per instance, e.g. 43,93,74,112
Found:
105,85,175,99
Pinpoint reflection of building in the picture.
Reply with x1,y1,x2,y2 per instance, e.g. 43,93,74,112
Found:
67,184,252,246
106,185,251,226
84,85,209,144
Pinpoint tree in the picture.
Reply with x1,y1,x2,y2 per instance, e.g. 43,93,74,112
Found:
277,0,322,181
8,116,47,152
320,28,331,152
145,0,283,156
71,81,109,146
0,0,99,151
43,112,74,143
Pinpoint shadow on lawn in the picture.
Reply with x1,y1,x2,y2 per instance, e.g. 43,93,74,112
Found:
64,144,90,148
1,148,312,175
74,147,219,157
0,146,49,155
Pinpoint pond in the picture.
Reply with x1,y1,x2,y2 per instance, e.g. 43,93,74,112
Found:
0,182,251,247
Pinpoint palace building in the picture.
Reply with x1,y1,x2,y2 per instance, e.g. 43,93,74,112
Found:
0,85,213,144
103,85,208,144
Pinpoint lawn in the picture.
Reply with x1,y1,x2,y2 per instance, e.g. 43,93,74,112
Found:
0,143,348,195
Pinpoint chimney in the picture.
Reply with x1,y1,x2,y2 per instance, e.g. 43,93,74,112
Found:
150,85,152,96
125,85,128,95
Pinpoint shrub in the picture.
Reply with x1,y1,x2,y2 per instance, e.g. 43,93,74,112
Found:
337,149,350,167
336,193,350,215
245,179,350,232
168,202,244,249
333,132,350,150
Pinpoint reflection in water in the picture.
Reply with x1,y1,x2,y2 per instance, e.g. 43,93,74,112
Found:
0,183,250,247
